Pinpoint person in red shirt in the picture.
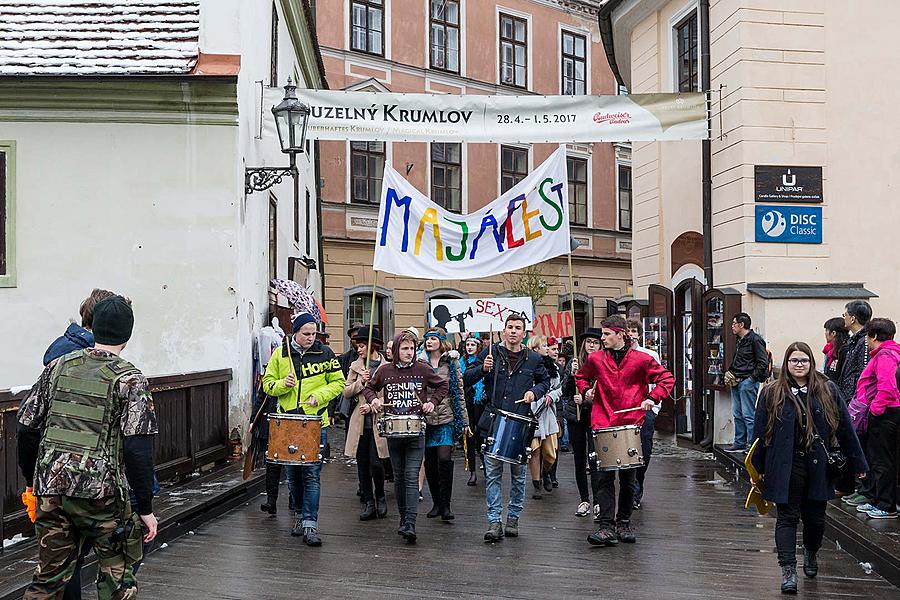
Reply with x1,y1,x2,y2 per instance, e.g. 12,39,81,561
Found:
575,315,674,546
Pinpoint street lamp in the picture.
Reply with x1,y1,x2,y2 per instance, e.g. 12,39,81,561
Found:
245,77,311,193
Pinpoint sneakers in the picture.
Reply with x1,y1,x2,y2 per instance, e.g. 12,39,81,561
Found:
802,550,818,578
633,498,642,510
302,527,322,547
616,522,636,543
587,528,618,546
290,518,304,537
505,517,519,538
865,508,899,519
781,564,798,594
593,504,601,523
842,493,869,506
484,522,504,543
725,445,747,453
856,503,877,513
576,502,591,517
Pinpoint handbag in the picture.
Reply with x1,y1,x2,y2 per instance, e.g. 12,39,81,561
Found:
847,395,871,435
796,391,847,481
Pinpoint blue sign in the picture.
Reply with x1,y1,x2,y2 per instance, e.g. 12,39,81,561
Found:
755,205,822,244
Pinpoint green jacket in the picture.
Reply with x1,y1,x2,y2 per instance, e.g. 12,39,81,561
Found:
262,338,345,427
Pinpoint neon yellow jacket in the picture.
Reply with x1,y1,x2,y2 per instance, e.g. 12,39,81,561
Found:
261,339,345,427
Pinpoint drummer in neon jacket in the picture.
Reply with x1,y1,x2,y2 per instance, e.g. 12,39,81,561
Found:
574,314,674,548
262,312,346,547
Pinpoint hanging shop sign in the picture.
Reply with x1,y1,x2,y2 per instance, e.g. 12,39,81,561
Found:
428,297,534,334
755,205,823,244
755,166,823,203
292,89,708,143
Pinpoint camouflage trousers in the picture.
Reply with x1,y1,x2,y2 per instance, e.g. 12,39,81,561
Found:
24,495,143,600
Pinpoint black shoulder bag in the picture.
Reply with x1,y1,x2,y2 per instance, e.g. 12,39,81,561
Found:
797,395,846,480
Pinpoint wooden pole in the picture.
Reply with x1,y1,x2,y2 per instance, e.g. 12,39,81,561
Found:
566,251,581,422
366,270,379,364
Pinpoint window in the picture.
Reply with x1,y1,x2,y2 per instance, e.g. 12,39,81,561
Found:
270,3,278,86
618,164,632,231
431,143,462,212
561,30,586,95
350,141,385,204
268,196,277,281
561,297,590,337
345,285,394,347
293,195,300,243
567,157,588,226
0,145,9,282
499,13,527,88
430,0,460,73
305,188,311,255
351,0,384,56
675,12,698,92
500,146,528,193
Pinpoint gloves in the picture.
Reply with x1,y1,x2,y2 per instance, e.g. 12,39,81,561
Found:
22,487,37,523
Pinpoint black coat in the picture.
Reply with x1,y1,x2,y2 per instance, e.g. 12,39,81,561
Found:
750,381,867,504
559,361,593,424
837,330,869,404
730,330,769,382
463,344,550,428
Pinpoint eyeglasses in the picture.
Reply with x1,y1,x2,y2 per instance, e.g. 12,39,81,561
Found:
787,358,811,366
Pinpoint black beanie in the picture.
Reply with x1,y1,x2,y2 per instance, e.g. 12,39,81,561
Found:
92,296,134,345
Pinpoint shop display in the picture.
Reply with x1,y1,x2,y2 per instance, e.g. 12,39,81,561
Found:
642,316,669,370
706,296,726,388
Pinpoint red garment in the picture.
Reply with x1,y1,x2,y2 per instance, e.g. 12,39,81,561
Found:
575,347,675,428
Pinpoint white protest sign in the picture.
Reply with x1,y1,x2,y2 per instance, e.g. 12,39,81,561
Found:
428,297,534,334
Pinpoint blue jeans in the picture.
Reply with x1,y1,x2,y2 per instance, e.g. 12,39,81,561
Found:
560,416,570,448
731,378,759,448
285,428,327,512
287,429,327,528
485,454,526,523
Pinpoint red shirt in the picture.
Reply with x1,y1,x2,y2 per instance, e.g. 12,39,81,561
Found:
575,347,675,429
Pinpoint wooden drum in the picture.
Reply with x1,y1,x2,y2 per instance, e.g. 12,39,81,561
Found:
591,425,643,471
266,413,323,465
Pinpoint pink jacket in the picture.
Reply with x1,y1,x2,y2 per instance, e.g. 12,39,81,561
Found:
855,339,900,416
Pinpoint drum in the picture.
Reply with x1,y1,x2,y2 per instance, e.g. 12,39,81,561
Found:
482,409,537,465
591,425,643,471
377,413,426,438
266,414,323,465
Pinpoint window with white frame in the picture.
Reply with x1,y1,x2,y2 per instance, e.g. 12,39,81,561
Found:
431,142,462,213
350,141,385,205
567,156,588,226
351,0,384,56
499,13,527,88
430,0,460,73
561,30,586,95
500,146,528,193
675,11,698,92
618,164,632,231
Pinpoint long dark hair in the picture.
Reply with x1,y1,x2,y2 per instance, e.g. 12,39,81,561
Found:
763,341,840,447
824,317,849,358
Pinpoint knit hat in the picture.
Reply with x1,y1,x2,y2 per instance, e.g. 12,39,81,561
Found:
292,312,319,333
92,296,134,345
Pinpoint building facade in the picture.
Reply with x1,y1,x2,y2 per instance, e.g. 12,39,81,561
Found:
600,0,900,444
315,0,634,350
0,0,327,430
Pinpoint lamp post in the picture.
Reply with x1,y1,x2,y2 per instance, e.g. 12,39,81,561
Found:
245,77,311,194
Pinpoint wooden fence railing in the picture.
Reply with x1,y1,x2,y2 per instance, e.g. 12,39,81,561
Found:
0,368,232,549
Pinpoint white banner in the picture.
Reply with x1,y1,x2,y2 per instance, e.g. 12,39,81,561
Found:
429,297,534,334
373,147,570,280
293,90,707,143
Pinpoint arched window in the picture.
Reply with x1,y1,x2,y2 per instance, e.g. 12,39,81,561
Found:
344,284,394,348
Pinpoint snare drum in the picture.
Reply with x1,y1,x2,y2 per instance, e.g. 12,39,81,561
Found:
377,413,426,438
482,409,537,465
266,413,323,465
591,425,643,471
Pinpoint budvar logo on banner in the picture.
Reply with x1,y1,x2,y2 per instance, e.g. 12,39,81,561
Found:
429,297,534,334
373,147,570,280
291,89,708,143
532,311,574,339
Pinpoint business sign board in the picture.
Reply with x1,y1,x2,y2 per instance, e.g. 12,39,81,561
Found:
755,166,823,203
755,205,822,244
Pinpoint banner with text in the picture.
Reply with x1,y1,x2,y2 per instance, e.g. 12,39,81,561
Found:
294,90,708,143
373,147,570,279
532,311,574,339
429,297,534,334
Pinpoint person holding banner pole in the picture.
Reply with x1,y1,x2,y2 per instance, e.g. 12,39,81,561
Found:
465,314,550,543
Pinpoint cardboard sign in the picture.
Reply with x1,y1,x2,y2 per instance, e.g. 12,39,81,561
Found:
532,311,574,339
428,297,534,334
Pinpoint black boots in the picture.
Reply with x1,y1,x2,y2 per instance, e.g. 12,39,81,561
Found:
803,550,818,578
440,459,455,521
360,501,377,521
467,471,477,486
781,565,798,594
427,503,442,518
542,472,553,492
376,496,388,518
260,497,277,515
532,480,543,500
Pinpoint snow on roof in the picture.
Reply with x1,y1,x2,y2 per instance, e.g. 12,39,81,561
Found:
0,1,200,75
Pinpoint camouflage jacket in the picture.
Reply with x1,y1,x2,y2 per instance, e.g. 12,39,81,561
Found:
18,349,158,499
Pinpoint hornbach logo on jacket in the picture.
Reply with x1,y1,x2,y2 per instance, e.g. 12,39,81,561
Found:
301,358,340,378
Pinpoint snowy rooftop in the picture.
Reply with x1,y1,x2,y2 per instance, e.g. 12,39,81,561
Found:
0,0,200,76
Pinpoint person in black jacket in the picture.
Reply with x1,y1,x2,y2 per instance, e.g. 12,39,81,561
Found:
750,342,866,594
837,300,873,505
464,313,550,543
725,312,769,452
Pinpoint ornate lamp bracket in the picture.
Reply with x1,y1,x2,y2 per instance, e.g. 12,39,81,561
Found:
245,167,295,194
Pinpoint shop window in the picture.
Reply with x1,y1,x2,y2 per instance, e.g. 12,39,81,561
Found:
561,30,586,95
430,0,460,73
431,142,462,213
618,164,632,231
500,145,528,193
675,11,698,92
351,0,384,56
499,13,527,88
350,141,385,205
567,156,588,226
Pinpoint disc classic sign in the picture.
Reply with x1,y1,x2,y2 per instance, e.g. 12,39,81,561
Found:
755,205,823,244
754,166,823,203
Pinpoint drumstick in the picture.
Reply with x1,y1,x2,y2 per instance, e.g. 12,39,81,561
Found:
613,406,646,415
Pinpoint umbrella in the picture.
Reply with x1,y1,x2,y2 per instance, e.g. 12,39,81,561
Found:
270,279,324,322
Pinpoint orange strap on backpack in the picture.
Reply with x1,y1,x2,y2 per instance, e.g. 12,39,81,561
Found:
22,487,37,523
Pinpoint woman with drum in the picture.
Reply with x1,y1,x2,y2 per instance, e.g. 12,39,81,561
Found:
462,335,486,486
526,335,561,500
419,328,469,521
343,326,389,522
749,342,866,594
